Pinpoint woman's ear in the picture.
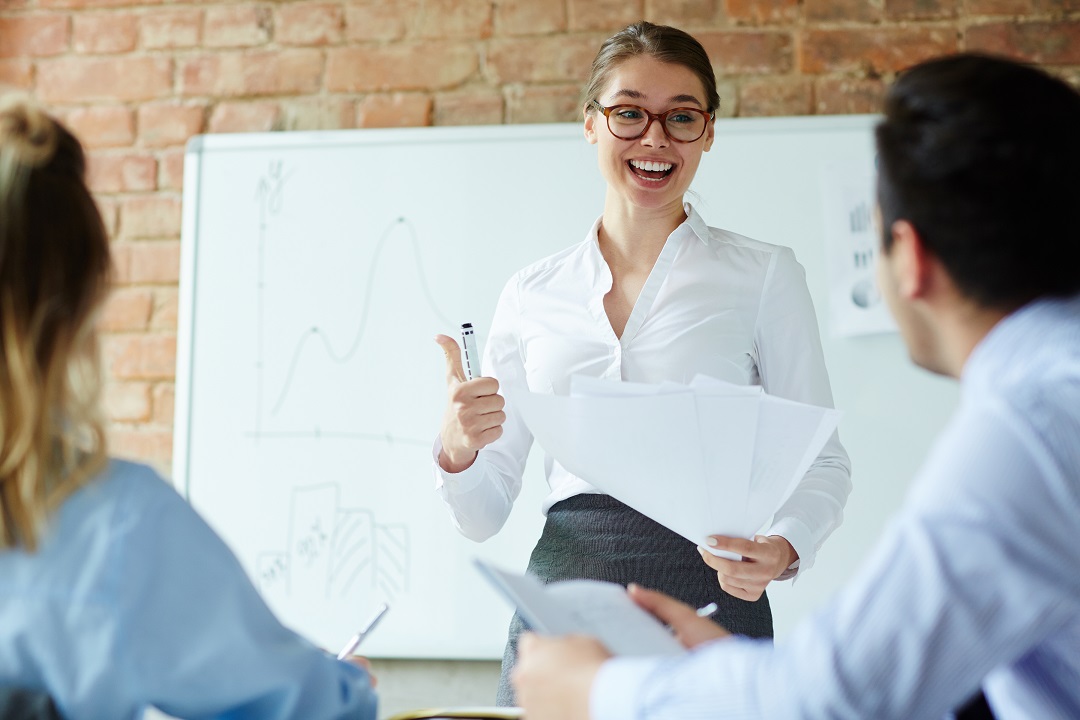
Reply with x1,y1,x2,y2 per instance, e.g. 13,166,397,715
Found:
584,107,598,145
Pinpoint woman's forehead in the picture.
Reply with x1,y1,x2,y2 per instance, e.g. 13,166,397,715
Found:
599,56,708,106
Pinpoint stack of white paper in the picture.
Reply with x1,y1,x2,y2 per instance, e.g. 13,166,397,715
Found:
510,375,840,559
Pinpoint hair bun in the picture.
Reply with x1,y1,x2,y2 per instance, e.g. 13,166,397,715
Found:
0,95,59,170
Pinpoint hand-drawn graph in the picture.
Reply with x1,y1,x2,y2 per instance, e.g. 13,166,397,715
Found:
248,160,446,447
257,483,410,602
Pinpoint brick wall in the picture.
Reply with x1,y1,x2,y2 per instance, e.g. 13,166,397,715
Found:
1,0,1078,475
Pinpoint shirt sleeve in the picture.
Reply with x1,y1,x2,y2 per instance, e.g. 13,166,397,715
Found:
754,247,852,576
433,275,536,541
109,478,378,720
590,399,1080,718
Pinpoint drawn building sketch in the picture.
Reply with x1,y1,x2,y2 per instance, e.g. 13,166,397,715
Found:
257,483,411,602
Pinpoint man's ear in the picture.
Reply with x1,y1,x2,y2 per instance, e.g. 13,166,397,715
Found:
889,219,933,300
584,108,598,145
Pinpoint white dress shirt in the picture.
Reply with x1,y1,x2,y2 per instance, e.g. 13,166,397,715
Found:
434,203,851,576
592,293,1080,719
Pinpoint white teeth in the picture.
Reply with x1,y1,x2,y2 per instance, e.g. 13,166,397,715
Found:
630,159,673,173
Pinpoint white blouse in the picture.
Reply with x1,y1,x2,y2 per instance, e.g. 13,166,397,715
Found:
433,204,851,576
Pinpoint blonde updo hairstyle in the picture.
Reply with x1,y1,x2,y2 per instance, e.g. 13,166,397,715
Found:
582,21,721,117
0,96,111,552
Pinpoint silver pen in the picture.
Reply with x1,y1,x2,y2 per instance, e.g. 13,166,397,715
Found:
336,603,390,660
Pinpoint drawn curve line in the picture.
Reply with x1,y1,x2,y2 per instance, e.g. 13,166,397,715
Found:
270,217,453,415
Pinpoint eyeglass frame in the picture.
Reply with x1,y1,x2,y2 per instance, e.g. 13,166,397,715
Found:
589,100,715,143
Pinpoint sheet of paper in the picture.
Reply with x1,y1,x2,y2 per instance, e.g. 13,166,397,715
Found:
511,375,841,561
475,560,683,657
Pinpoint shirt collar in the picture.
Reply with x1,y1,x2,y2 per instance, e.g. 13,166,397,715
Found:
963,292,1080,388
683,201,712,246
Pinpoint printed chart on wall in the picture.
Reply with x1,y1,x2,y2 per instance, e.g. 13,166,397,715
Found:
176,125,604,659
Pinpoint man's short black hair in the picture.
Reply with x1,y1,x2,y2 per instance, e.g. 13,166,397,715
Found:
876,53,1080,310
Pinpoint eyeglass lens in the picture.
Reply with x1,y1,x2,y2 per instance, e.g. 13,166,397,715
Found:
606,105,709,142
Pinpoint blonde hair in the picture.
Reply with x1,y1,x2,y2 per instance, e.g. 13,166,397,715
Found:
0,96,111,552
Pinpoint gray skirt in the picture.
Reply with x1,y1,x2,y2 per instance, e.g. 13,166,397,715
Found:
496,493,773,705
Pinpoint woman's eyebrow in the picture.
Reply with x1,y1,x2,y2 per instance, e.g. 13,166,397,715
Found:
608,89,704,108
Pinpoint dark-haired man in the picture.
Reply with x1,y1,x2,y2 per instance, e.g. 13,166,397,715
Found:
513,53,1080,720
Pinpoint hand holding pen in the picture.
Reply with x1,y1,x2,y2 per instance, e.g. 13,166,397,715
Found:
434,323,506,473
627,585,731,649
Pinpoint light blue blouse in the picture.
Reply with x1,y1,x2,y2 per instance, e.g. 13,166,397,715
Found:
0,460,377,719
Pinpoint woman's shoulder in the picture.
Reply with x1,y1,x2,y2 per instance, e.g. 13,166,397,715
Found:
702,224,796,260
505,240,594,291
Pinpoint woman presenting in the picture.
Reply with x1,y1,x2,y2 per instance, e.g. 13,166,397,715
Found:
432,22,851,704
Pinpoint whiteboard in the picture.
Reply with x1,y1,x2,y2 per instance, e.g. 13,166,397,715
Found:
175,117,959,660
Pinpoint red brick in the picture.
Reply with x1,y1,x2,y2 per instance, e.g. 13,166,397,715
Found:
327,43,478,92
0,60,33,90
804,0,885,21
800,28,957,74
1036,0,1080,9
486,35,599,85
150,288,178,331
112,240,182,284
152,382,175,425
40,0,166,7
886,0,959,19
495,0,567,35
416,0,493,40
119,196,182,239
725,0,799,25
280,98,355,130
356,93,432,128
434,91,505,125
103,333,177,379
713,78,740,117
158,149,186,191
98,287,154,332
568,0,645,31
344,0,418,42
965,22,1080,64
73,13,138,54
140,8,202,49
181,50,323,97
963,0,1033,12
38,56,173,103
739,77,814,116
698,31,794,75
138,102,205,147
97,198,120,238
0,14,69,58
506,84,583,123
204,5,272,48
106,427,173,470
103,381,152,422
208,101,282,133
63,106,135,148
643,0,721,26
276,3,344,45
87,152,158,193
815,77,886,114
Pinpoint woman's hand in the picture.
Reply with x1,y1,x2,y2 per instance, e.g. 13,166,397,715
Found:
345,656,377,687
435,334,506,473
698,535,798,601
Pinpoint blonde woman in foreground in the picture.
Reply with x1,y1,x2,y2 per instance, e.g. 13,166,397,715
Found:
0,97,377,719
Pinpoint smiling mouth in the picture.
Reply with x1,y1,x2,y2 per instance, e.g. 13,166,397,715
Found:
628,159,675,181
